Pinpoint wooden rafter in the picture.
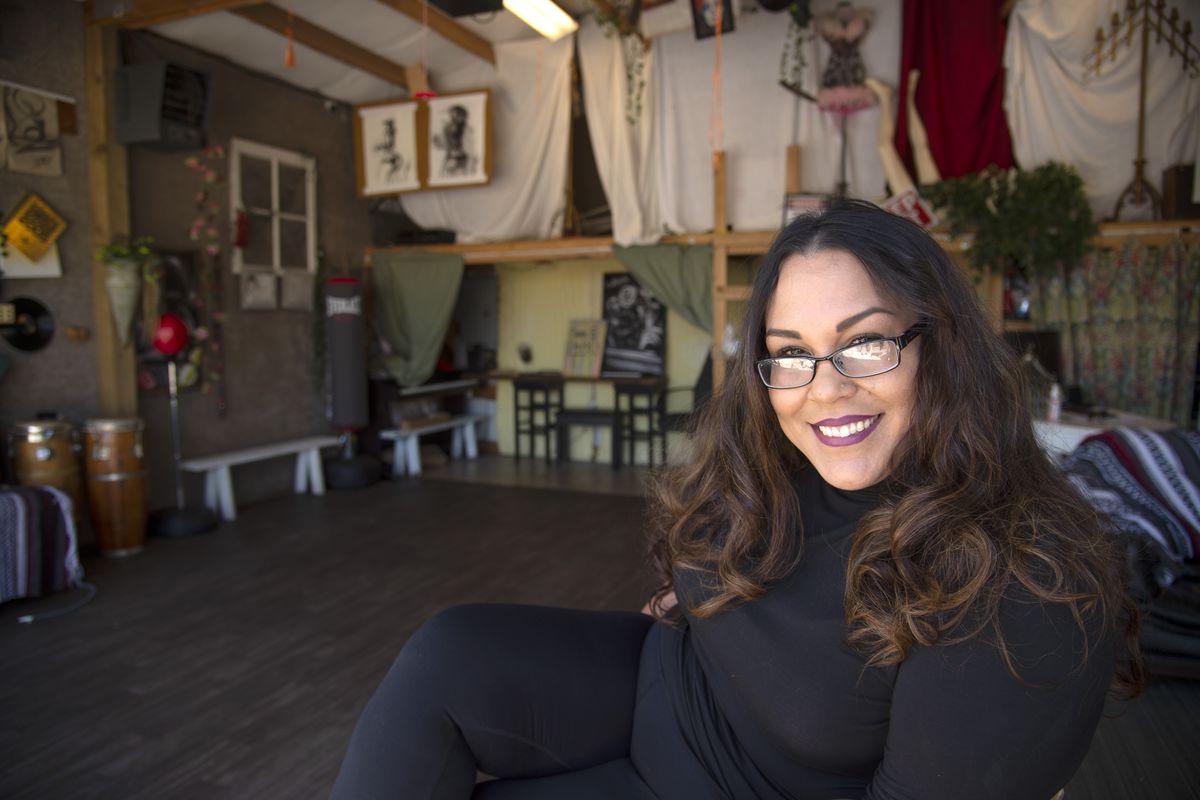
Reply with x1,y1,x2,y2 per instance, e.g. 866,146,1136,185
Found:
373,0,496,66
86,0,266,28
232,3,414,90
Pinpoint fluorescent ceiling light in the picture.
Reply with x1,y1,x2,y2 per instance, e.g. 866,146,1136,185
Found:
502,0,579,40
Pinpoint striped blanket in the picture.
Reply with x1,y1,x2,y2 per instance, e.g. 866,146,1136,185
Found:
0,485,84,604
1064,428,1200,570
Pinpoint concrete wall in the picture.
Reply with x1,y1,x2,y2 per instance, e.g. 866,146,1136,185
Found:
0,0,98,425
123,30,371,510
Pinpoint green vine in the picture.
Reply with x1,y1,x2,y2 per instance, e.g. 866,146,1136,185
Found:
592,0,647,125
922,162,1098,278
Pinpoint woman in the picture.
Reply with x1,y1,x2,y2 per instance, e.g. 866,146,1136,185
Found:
331,201,1142,800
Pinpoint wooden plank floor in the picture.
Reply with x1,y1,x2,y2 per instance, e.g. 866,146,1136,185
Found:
2,464,1197,799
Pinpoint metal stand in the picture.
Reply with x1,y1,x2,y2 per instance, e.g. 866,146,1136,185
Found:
148,360,218,538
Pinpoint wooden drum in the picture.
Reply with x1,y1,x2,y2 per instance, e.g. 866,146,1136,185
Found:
83,418,147,557
9,420,85,528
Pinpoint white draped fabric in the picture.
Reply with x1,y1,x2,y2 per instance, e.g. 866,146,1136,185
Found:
1005,0,1200,218
399,36,573,242
581,2,901,243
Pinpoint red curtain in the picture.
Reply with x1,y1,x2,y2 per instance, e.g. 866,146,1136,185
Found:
894,0,1015,182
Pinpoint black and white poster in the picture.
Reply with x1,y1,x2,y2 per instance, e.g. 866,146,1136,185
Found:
426,91,490,189
357,101,420,195
601,273,665,376
2,85,63,176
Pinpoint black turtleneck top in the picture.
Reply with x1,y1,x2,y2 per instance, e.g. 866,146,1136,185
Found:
657,467,1115,800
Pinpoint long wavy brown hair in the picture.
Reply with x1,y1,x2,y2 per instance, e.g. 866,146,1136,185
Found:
649,200,1143,696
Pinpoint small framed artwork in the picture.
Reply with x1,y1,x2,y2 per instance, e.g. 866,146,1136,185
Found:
425,90,491,190
692,0,734,40
354,98,421,197
783,193,827,226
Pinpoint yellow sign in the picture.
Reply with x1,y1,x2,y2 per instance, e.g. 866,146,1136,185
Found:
2,192,67,262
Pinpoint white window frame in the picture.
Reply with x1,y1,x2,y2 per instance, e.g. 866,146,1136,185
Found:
230,137,317,275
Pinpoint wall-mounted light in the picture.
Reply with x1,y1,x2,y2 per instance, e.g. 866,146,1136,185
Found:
502,0,578,40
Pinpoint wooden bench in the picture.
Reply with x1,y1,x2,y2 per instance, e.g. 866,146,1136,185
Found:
180,435,341,522
379,414,486,477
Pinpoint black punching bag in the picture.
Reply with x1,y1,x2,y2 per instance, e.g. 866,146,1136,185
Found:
324,276,380,488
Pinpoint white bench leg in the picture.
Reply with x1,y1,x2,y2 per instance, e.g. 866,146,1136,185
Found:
451,427,463,459
203,471,219,514
464,422,478,459
392,438,407,477
308,449,326,496
216,465,236,521
406,436,422,476
294,452,309,493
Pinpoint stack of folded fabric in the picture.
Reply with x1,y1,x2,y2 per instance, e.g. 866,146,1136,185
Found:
1064,428,1200,678
0,485,83,604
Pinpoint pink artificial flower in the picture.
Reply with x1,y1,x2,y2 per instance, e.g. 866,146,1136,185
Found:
205,244,220,256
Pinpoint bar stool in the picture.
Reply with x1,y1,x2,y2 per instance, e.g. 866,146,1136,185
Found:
513,373,564,462
615,380,667,468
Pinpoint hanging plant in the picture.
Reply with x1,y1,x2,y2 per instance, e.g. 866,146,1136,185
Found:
592,0,649,125
182,145,230,416
922,162,1098,279
778,16,815,99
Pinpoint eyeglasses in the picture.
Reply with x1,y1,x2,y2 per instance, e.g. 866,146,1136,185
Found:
756,325,924,389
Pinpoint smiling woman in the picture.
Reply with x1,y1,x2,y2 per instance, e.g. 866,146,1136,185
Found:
332,201,1144,800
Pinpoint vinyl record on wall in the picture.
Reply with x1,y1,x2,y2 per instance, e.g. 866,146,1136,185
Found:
1,296,55,351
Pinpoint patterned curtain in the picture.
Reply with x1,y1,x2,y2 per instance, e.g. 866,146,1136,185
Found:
1029,238,1200,426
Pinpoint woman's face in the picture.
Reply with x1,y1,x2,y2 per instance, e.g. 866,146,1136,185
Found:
763,249,919,490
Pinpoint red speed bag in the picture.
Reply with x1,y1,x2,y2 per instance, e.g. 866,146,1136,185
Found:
154,313,189,356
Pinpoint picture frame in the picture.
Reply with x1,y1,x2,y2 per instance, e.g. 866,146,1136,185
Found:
354,98,421,197
425,90,491,190
692,0,734,40
782,193,827,226
601,273,666,377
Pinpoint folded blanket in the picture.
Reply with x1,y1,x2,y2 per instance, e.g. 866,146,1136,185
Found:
0,485,84,604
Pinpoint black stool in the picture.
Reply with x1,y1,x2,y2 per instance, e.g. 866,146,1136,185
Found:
513,374,564,462
616,380,667,468
555,407,621,470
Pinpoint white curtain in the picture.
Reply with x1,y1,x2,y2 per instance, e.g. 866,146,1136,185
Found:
577,17,662,245
400,36,574,242
1005,0,1200,218
656,2,903,235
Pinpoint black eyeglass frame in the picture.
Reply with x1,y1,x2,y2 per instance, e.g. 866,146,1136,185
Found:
755,324,925,389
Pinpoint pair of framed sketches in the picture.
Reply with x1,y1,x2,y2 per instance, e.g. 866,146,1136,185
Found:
354,90,491,197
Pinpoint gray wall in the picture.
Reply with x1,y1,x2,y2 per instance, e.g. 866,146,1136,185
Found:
1,2,371,522
124,30,371,510
0,0,98,425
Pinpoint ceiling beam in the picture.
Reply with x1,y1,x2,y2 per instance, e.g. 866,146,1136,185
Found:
86,0,267,28
373,0,496,66
232,3,414,90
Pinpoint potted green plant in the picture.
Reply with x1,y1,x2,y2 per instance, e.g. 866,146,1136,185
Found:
96,236,158,346
922,162,1098,280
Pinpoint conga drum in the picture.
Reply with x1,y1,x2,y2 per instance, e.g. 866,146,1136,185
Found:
9,420,85,529
83,418,147,557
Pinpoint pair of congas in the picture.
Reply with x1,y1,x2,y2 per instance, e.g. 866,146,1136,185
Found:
8,418,147,557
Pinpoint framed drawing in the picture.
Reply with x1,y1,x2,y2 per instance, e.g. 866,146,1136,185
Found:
692,0,734,40
354,99,421,196
425,90,491,190
563,319,607,378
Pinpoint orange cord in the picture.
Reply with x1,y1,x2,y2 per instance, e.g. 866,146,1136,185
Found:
285,8,295,68
710,0,724,158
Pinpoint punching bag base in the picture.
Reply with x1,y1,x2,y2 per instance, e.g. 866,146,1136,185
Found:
324,455,382,490
148,506,219,538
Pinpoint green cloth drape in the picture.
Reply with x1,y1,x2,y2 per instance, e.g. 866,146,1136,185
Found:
613,244,714,333
1029,239,1199,426
370,251,465,387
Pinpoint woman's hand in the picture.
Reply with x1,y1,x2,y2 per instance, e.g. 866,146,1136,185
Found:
640,590,677,619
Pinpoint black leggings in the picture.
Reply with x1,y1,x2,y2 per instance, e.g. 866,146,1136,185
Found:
329,604,724,800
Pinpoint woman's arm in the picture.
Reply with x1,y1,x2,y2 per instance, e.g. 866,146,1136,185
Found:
863,598,1115,800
